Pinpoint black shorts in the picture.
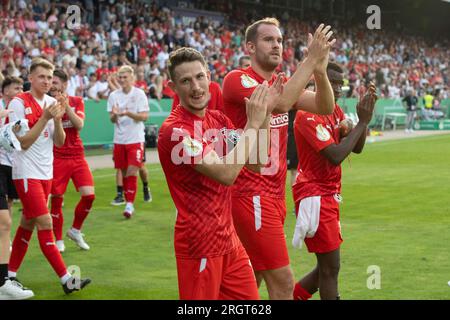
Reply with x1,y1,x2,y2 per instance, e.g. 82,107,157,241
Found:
286,134,298,170
0,164,18,200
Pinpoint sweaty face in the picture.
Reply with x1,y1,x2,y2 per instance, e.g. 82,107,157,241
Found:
251,24,283,71
171,61,211,112
328,69,344,101
29,66,53,95
118,72,134,90
49,76,65,97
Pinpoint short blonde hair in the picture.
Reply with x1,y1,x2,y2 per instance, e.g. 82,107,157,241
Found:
29,57,54,74
245,17,280,43
118,65,135,75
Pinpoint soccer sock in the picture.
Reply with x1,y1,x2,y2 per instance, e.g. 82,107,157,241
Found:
143,181,148,189
37,229,67,278
9,227,33,274
117,185,123,197
72,195,95,231
0,264,8,286
293,282,313,300
50,196,64,241
124,176,137,203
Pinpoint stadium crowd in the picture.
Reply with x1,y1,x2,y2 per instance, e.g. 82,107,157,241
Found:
0,0,448,105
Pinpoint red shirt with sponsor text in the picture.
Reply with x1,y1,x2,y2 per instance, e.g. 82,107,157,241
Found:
222,66,289,199
158,105,241,259
292,104,345,202
53,96,86,159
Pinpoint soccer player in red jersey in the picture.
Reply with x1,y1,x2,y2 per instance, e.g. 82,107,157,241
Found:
172,81,224,111
7,58,91,294
108,65,149,219
222,18,336,299
48,69,95,253
292,62,377,300
158,47,283,300
0,76,35,299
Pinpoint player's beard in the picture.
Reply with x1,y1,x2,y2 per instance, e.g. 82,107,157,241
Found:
256,51,281,72
187,91,210,112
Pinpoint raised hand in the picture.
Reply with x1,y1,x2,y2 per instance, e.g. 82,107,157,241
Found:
357,82,378,125
305,24,336,74
245,82,269,129
266,73,285,115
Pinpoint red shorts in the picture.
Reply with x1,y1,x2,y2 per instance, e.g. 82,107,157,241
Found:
294,195,343,254
232,196,289,271
176,245,259,300
52,157,94,195
14,179,52,220
113,143,144,169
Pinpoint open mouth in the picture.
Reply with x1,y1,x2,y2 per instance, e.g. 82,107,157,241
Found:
191,93,205,101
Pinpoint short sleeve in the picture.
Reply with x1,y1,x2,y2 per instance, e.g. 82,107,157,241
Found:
136,90,149,112
75,98,86,120
296,112,336,152
7,98,25,123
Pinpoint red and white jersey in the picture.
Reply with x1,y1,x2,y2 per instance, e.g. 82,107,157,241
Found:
292,104,345,202
8,92,57,180
0,98,14,166
222,66,289,199
158,105,241,259
107,87,149,144
172,81,224,112
54,96,85,159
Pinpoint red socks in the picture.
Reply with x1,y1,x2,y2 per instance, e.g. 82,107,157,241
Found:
72,195,95,230
8,227,33,273
293,282,313,300
50,196,64,241
123,176,137,203
37,229,67,277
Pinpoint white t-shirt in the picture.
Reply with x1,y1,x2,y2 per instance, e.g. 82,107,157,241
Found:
8,94,56,180
0,99,15,166
107,87,149,144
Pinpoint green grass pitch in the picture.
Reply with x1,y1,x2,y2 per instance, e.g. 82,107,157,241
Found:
10,134,450,299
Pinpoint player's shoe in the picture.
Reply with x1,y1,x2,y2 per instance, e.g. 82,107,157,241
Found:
0,279,34,300
123,202,134,219
56,240,65,253
66,228,90,250
143,187,152,203
62,276,91,294
111,195,125,206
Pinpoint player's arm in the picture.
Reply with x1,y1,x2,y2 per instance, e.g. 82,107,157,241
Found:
273,24,336,115
53,109,66,147
320,85,377,165
58,93,84,130
123,110,148,122
195,84,269,186
10,100,60,150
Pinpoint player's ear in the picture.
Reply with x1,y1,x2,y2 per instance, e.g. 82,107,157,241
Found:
206,70,211,82
168,80,177,94
246,41,256,55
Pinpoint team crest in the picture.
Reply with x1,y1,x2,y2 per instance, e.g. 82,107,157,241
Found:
240,74,259,88
316,124,330,142
182,136,203,157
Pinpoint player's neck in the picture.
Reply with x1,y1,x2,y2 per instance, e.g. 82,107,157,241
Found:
250,62,274,81
122,86,133,94
182,105,206,118
30,88,45,101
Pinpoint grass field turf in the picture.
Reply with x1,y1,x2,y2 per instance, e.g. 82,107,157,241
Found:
10,134,450,300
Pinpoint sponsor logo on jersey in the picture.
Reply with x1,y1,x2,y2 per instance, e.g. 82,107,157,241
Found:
182,136,203,157
240,74,259,88
270,113,289,128
316,124,331,142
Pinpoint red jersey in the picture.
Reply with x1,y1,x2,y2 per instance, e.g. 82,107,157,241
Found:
292,104,346,202
53,96,85,159
171,81,224,112
158,105,241,259
222,66,289,199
